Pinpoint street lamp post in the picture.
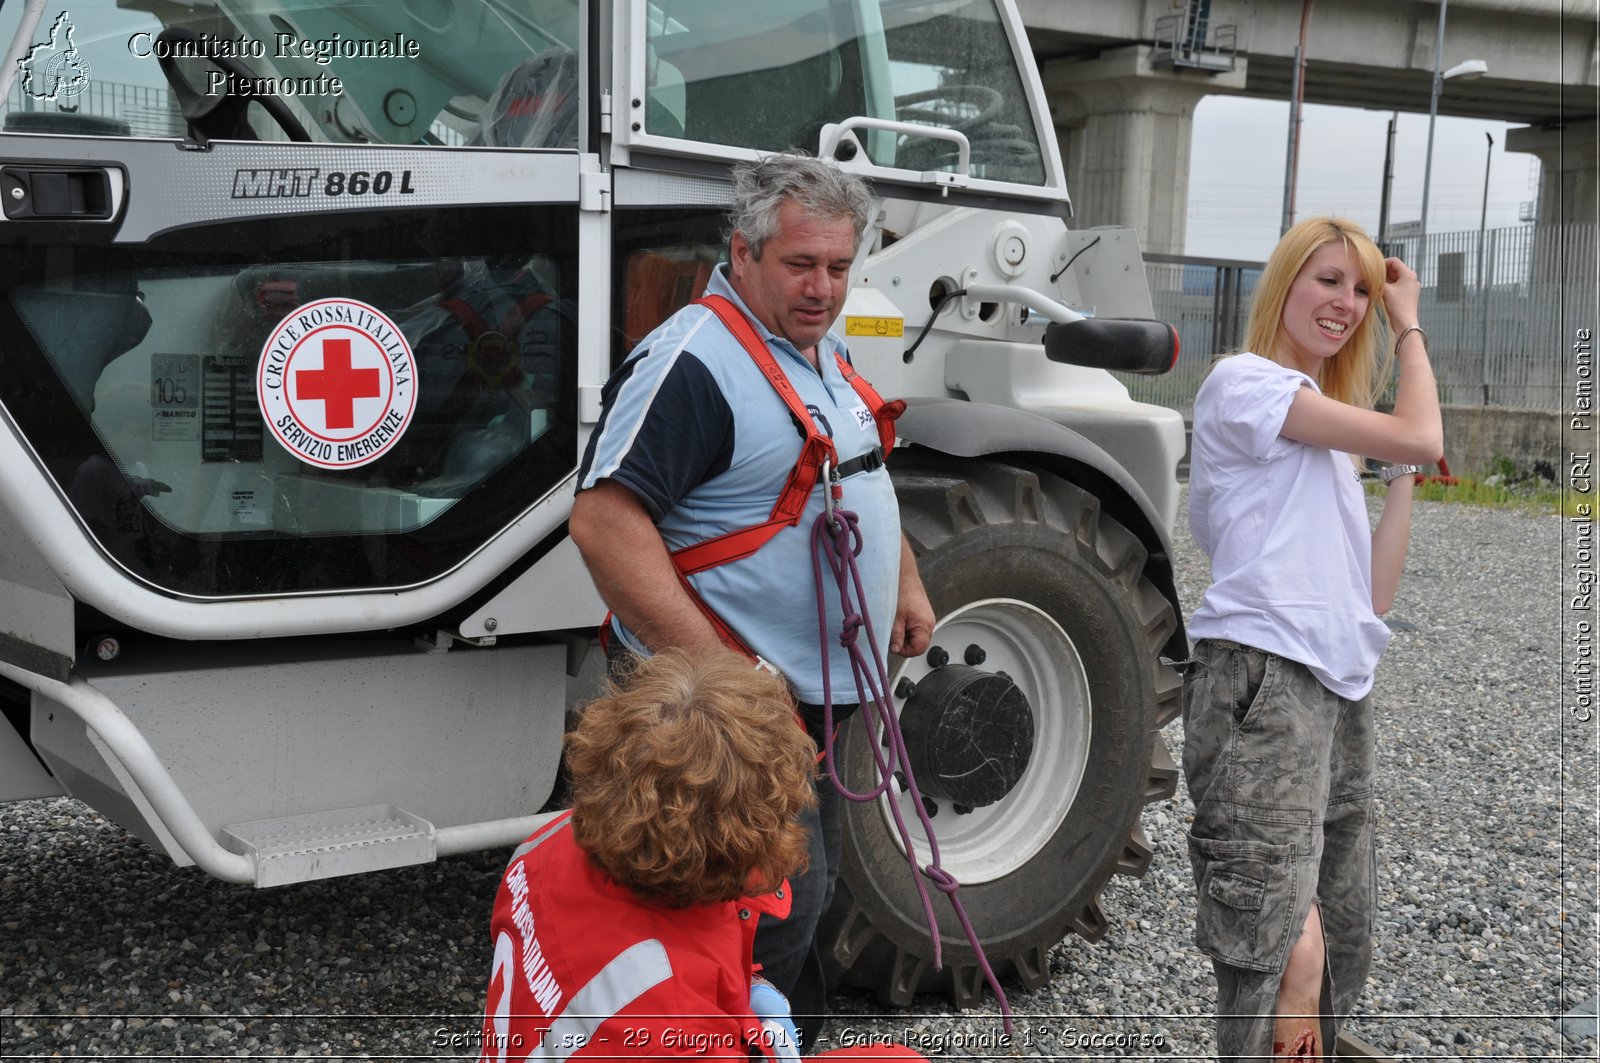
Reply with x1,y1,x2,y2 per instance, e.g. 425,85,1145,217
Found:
1477,130,1493,404
1415,55,1487,276
1280,0,1314,236
1378,112,1398,248
1419,0,1450,242
1419,0,1488,242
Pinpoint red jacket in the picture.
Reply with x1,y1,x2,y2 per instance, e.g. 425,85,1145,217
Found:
479,812,789,1061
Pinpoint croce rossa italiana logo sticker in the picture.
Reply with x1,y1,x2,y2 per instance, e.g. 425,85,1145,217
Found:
258,298,417,469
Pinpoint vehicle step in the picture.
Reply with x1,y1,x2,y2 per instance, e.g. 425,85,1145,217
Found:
222,805,435,887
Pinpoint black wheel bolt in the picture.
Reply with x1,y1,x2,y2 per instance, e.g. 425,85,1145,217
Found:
954,803,974,815
920,797,938,818
895,677,916,700
926,645,949,668
964,644,986,666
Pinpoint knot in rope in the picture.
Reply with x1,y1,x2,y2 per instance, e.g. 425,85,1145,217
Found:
837,611,863,647
809,501,1013,1035
922,865,960,895
823,507,863,557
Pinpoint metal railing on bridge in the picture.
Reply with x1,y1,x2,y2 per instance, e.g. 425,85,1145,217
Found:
1151,0,1238,73
1123,222,1595,416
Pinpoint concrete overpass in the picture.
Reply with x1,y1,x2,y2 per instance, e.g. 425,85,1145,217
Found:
1021,0,1598,253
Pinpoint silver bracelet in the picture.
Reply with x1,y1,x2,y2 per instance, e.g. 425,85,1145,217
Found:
1394,325,1428,354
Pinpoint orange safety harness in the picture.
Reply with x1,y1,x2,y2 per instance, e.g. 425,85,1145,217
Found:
604,293,903,662
673,295,904,659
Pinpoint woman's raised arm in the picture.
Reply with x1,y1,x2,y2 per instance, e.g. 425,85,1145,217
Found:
1280,257,1443,464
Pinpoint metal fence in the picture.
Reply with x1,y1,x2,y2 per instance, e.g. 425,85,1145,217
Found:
1129,253,1262,416
2,77,468,144
1124,222,1597,415
3,79,185,138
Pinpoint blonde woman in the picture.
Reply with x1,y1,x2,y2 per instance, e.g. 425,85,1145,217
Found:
1183,217,1443,1060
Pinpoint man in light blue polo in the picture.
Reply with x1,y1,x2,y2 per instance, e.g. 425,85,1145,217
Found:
570,153,934,1031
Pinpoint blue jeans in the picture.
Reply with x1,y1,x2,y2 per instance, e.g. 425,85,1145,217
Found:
753,765,843,995
754,706,851,1019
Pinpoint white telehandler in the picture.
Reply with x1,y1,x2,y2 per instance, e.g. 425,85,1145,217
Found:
0,0,1186,1005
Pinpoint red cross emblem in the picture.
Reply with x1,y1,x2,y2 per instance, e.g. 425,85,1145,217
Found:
257,298,417,470
295,338,382,430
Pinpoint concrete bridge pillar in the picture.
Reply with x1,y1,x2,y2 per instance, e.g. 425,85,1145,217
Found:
1505,119,1598,227
1042,45,1246,256
1505,119,1596,286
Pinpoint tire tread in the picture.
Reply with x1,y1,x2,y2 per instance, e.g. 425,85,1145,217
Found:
825,453,1182,1007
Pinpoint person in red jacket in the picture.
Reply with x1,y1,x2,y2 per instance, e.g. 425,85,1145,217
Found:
479,648,928,1061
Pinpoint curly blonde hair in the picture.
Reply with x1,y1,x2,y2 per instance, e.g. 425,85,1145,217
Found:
1243,216,1392,409
567,648,818,908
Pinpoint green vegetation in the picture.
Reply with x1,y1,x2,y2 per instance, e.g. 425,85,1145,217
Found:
1366,454,1570,515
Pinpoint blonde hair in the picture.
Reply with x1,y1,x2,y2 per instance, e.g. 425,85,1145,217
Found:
1243,216,1391,409
567,648,817,908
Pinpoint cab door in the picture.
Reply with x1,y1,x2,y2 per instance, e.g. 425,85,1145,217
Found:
0,0,596,618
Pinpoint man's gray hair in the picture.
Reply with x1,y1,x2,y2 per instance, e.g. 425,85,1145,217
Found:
728,153,874,259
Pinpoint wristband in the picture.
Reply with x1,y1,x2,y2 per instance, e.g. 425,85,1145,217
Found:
1394,325,1428,355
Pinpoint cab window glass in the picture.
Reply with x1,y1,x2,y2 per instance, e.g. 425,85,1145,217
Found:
0,208,579,597
611,207,725,365
645,0,1045,185
0,0,581,148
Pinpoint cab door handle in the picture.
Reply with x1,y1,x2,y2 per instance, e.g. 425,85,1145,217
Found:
1,166,116,220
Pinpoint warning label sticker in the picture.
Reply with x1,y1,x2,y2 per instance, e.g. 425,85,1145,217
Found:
256,297,416,470
151,354,200,441
844,316,904,338
203,354,263,463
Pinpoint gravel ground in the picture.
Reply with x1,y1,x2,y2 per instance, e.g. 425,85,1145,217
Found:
3,495,1595,1060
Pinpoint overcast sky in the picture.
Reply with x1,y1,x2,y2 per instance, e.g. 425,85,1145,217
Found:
1186,95,1543,262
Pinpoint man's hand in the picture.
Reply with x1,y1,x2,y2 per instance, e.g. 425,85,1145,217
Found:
890,535,934,657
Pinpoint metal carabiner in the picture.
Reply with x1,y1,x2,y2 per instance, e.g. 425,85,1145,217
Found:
822,456,843,532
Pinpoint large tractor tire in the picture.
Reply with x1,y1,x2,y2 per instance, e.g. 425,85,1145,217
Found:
819,454,1181,1007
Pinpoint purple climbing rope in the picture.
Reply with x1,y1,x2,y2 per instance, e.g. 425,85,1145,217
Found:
809,482,1013,1034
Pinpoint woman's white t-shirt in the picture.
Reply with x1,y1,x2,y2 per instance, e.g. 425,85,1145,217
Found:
1187,353,1391,700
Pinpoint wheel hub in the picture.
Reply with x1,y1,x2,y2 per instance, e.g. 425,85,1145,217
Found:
875,598,1091,883
900,664,1033,808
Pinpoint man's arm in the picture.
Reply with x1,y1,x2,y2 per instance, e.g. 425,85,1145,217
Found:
889,535,934,657
569,479,724,654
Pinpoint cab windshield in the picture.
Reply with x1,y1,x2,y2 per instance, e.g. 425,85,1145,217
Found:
642,0,1047,185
